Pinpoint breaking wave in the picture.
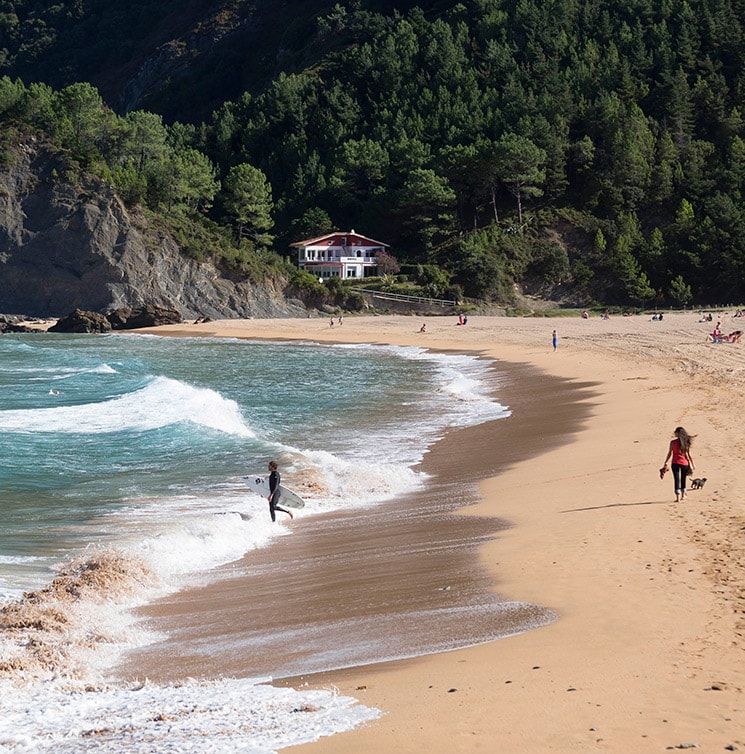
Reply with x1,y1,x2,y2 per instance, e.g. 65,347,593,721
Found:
0,377,253,436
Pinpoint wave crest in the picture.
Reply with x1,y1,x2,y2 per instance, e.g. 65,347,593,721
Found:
0,377,254,436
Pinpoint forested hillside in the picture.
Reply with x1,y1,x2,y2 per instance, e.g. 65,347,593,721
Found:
2,0,745,308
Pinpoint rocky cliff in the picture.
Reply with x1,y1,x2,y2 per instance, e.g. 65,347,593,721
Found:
0,140,306,319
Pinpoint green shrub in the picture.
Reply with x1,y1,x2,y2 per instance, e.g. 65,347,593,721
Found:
528,241,570,284
344,292,366,311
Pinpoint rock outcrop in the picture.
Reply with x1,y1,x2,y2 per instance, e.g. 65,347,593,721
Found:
48,309,113,334
107,305,183,329
46,305,184,333
0,140,307,320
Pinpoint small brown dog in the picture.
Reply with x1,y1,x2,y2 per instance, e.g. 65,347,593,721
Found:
690,477,707,490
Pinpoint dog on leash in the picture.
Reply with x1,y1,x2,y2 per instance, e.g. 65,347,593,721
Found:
690,477,707,490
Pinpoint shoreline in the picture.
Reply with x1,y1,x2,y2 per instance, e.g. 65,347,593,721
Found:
132,312,745,752
114,347,591,687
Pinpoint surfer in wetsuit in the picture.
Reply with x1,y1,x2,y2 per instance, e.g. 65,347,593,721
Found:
267,460,293,521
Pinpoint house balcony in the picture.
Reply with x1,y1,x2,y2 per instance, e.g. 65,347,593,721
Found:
302,255,379,265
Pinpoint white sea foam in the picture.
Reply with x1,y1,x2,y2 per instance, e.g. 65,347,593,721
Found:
10,363,118,380
0,677,380,753
0,377,253,436
277,450,426,512
110,495,283,580
409,349,509,414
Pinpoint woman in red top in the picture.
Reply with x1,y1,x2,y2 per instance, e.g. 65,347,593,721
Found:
662,427,695,502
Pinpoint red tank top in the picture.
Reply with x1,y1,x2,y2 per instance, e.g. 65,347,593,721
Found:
671,438,689,466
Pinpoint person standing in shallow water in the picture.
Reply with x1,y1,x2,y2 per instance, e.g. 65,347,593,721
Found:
267,460,293,521
662,427,695,502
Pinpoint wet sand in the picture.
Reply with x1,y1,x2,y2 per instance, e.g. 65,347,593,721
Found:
121,312,745,752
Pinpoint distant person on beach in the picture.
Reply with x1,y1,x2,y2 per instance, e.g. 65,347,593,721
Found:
552,329,557,351
419,323,427,333
661,427,695,502
267,460,293,522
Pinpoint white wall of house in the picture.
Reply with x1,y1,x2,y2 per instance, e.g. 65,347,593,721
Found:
310,264,366,278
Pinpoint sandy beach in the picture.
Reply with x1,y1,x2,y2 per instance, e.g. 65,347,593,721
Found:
133,310,744,752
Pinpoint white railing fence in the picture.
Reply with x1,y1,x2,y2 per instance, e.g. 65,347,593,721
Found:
350,287,457,307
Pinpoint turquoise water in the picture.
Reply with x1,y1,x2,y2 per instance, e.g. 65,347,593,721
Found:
0,332,510,753
0,333,507,596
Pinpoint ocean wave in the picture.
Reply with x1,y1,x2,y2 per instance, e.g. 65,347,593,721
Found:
0,498,291,685
0,676,379,753
283,449,427,510
0,377,254,436
43,363,119,381
0,549,159,683
115,499,279,578
12,363,119,380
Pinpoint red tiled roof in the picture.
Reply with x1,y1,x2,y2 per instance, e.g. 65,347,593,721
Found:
290,231,389,247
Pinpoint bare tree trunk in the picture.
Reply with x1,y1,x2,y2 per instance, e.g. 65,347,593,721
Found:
512,180,524,224
490,185,499,223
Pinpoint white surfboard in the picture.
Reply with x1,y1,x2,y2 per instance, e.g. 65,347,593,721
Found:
243,475,306,509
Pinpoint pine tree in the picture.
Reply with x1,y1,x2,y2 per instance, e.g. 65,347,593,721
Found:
222,163,275,246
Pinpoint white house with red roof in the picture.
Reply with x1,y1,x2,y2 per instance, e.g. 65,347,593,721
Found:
290,230,389,279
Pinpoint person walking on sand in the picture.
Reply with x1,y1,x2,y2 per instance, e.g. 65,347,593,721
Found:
552,329,558,351
267,460,293,521
661,427,695,502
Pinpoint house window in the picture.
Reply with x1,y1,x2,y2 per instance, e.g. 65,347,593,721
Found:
347,269,357,278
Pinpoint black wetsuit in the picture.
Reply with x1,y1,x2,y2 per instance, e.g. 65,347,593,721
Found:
268,469,290,521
